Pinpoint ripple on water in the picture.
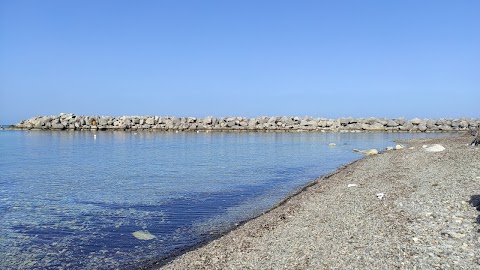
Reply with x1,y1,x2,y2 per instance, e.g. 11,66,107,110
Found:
0,131,451,269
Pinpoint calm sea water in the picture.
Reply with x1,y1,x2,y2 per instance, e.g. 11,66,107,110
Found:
0,130,448,269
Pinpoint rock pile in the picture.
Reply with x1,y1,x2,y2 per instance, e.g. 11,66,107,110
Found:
12,113,480,132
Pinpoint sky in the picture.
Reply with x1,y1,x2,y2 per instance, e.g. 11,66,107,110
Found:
0,0,479,124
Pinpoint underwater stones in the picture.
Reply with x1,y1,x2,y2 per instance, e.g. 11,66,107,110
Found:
353,149,379,155
132,230,156,240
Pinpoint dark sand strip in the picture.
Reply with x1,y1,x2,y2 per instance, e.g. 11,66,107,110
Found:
156,135,480,269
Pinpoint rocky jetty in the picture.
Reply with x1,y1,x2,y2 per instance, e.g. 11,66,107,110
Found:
12,113,479,132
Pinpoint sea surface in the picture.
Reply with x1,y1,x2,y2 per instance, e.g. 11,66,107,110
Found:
0,130,450,269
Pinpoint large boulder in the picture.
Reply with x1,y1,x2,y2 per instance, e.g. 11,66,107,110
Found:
51,123,65,130
386,120,399,127
411,118,422,125
145,117,155,125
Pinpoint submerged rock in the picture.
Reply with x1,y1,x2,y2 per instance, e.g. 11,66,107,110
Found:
353,149,379,155
132,230,156,240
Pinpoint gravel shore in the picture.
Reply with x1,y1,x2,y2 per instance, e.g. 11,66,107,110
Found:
156,135,480,269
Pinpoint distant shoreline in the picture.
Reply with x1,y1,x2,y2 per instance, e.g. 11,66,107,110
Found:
9,114,480,133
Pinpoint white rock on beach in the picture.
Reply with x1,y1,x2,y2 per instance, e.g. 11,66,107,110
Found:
424,144,445,152
376,193,385,200
347,184,358,188
395,144,404,150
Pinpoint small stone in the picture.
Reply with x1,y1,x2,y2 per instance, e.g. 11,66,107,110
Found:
347,184,358,188
412,237,419,242
451,232,465,238
424,144,445,152
395,144,404,150
386,146,394,151
132,230,156,240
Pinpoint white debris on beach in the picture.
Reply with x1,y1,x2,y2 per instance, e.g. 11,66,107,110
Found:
347,184,358,188
423,144,446,152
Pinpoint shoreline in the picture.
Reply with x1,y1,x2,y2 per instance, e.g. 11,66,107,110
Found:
142,158,366,269
153,134,479,269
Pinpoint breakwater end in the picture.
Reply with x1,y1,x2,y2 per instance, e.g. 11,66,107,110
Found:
11,114,480,132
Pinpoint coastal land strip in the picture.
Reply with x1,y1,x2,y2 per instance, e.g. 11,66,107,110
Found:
8,114,480,132
152,135,479,269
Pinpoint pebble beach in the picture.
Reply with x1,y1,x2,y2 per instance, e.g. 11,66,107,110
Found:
155,135,480,269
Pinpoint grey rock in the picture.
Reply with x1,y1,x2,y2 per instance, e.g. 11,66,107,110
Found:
426,119,436,128
299,120,309,126
411,118,422,125
386,120,399,127
51,123,65,130
146,117,155,125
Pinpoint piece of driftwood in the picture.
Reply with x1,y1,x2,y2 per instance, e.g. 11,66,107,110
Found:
472,128,480,146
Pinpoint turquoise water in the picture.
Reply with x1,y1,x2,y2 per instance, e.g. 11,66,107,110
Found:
0,130,448,269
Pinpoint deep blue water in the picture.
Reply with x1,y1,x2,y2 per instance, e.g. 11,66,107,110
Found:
0,130,449,269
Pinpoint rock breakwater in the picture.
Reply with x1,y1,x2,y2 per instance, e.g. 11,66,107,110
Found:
12,114,479,132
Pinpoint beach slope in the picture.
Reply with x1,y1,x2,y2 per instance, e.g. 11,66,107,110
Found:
158,136,480,269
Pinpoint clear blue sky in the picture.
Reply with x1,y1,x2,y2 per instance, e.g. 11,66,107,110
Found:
1,0,479,124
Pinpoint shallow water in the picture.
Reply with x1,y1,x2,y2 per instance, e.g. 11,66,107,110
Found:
0,131,449,269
